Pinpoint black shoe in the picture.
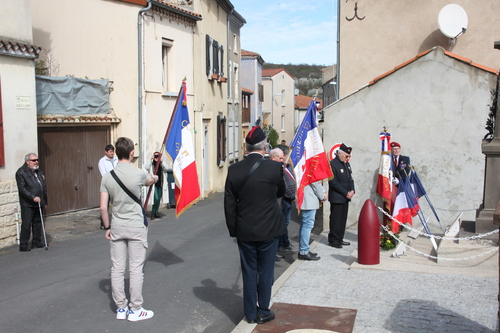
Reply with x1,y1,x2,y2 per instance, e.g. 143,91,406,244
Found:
309,251,317,256
341,241,351,246
150,212,155,221
298,252,320,261
277,246,290,255
20,247,31,252
256,311,275,324
329,242,343,248
154,212,161,218
247,318,257,324
32,243,45,249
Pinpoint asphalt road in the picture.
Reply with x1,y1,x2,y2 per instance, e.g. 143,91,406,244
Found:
0,191,308,333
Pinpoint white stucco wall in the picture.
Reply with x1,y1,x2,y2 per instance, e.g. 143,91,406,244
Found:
31,0,140,143
0,0,39,248
322,47,497,231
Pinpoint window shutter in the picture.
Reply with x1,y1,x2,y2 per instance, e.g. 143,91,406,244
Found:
206,35,212,76
220,45,224,77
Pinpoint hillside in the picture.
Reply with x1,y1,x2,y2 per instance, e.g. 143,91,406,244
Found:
263,63,325,97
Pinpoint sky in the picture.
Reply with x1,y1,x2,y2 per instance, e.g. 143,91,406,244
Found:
230,0,338,66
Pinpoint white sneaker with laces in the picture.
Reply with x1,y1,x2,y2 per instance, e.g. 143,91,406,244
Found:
116,307,128,320
128,307,154,322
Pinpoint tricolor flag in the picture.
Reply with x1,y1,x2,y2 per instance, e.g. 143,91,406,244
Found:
165,82,200,217
391,184,413,233
376,130,393,204
289,100,333,210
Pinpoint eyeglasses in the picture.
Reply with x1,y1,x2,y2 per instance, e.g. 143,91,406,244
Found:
29,159,39,162
154,155,160,158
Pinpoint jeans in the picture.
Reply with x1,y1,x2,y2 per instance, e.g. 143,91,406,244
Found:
278,199,292,248
299,209,316,255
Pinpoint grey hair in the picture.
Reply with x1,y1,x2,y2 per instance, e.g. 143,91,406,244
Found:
25,153,37,161
246,139,267,152
270,148,283,158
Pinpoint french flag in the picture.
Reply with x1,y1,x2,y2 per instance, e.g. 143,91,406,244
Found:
289,100,332,210
391,184,413,233
376,130,393,204
165,82,200,217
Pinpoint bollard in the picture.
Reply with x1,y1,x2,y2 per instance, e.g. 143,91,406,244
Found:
358,199,380,265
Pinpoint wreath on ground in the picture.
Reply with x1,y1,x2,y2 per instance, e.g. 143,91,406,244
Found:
380,230,399,250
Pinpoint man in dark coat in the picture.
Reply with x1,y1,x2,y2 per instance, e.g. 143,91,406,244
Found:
15,153,48,251
328,144,355,248
224,126,286,325
386,141,411,226
390,141,411,183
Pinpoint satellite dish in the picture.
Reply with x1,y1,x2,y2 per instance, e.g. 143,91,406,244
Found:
438,4,468,39
294,88,300,96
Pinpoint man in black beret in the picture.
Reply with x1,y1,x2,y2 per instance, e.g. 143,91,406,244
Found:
328,143,355,248
224,126,286,325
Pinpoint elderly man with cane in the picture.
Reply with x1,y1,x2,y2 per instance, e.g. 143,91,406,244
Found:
15,153,48,252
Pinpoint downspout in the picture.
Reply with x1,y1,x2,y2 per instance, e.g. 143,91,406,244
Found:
138,0,152,168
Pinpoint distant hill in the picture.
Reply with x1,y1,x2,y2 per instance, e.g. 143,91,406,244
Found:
262,63,325,98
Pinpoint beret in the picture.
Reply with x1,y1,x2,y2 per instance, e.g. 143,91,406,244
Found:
246,126,266,145
391,142,401,148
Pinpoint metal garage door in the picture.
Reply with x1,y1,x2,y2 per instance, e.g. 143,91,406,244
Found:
38,126,109,215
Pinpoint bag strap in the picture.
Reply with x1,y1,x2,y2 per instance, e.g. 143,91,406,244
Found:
237,158,263,199
110,170,141,206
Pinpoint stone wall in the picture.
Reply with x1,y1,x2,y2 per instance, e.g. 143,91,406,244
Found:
0,180,20,248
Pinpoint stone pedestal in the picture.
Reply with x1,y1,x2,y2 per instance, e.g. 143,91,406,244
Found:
476,138,500,233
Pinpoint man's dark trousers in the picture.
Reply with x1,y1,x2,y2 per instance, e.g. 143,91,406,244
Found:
20,206,42,248
328,202,349,244
237,238,278,320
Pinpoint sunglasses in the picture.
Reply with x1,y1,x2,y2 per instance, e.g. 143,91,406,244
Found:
29,159,39,162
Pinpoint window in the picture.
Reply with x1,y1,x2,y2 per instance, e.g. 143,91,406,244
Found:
233,63,239,101
280,89,285,106
228,61,232,99
228,118,239,161
206,34,224,80
233,33,238,54
217,114,226,166
281,114,285,132
162,38,173,92
242,92,251,123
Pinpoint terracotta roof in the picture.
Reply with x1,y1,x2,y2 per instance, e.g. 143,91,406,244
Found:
369,47,498,86
295,94,322,109
262,68,294,79
242,87,254,94
241,49,261,57
0,40,41,59
37,114,121,124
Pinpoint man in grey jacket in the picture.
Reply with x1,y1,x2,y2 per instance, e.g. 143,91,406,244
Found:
298,181,326,261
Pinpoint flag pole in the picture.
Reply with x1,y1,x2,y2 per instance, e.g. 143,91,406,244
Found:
411,166,444,231
143,81,186,210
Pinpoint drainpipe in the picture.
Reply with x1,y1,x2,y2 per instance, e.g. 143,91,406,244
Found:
138,0,152,168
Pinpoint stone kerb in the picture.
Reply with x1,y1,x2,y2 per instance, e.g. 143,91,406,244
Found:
0,179,20,249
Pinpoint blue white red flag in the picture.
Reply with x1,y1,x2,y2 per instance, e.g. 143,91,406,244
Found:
376,131,393,204
392,183,413,233
289,100,332,210
165,82,200,217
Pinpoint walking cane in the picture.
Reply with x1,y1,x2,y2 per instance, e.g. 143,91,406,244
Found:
38,202,48,250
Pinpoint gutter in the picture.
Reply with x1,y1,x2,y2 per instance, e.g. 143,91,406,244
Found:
138,0,152,168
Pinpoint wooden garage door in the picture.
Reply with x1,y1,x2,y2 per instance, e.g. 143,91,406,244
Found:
38,126,109,215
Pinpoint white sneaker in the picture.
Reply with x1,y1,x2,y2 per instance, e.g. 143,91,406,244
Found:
116,307,128,320
128,307,154,322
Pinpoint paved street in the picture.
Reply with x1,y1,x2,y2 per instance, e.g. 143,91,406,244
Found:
0,191,300,333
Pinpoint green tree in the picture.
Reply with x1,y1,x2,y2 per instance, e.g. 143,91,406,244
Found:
266,125,279,148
